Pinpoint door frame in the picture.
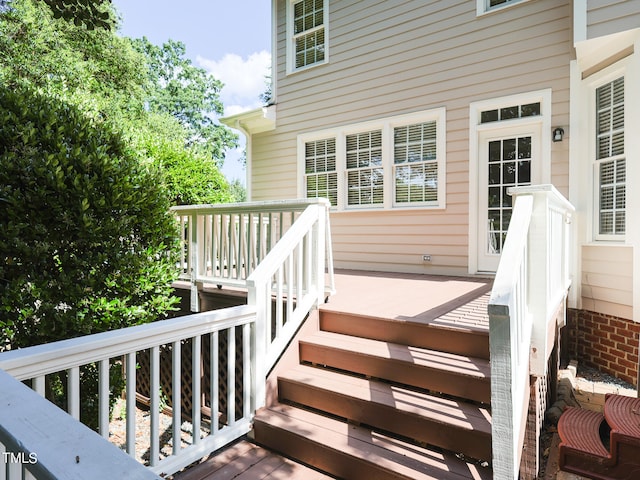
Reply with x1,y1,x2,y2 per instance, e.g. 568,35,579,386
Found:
468,89,552,274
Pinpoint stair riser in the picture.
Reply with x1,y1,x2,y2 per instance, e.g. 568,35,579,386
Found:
320,311,490,360
279,378,492,461
253,419,417,480
299,342,491,404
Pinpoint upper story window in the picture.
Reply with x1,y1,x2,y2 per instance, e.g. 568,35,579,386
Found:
477,0,530,15
288,0,327,73
595,76,625,239
300,109,446,211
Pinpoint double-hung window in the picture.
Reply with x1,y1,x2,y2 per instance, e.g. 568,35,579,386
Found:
301,109,446,210
288,0,327,73
477,0,530,15
346,130,384,206
595,76,625,239
305,138,337,207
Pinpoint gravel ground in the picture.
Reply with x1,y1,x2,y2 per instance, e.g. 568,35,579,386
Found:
108,398,211,467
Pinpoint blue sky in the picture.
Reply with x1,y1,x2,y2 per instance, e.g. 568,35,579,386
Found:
112,1,272,184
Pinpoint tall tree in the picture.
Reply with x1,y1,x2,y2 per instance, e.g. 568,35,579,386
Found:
133,37,238,164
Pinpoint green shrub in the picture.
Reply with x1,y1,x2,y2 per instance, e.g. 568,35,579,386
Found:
0,85,182,429
0,84,180,348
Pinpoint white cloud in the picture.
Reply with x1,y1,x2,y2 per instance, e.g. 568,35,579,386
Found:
197,50,271,115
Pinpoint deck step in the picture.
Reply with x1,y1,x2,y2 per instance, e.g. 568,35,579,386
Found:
253,403,492,480
319,309,490,360
278,364,492,461
558,407,611,478
299,331,491,404
604,393,640,438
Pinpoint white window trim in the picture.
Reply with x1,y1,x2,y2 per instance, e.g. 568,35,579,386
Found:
286,0,329,75
468,89,552,274
476,0,532,16
585,62,629,242
297,108,447,212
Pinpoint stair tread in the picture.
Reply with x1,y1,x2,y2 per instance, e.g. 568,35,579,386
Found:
558,407,610,458
605,394,640,438
255,403,492,480
301,330,490,379
281,364,492,434
320,307,490,334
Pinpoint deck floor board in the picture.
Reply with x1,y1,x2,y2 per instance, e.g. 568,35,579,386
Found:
323,270,492,331
174,440,335,480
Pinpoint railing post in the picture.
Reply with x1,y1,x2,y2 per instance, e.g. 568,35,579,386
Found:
248,280,267,412
525,190,550,377
313,204,326,306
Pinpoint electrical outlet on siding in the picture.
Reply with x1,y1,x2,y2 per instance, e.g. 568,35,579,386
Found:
422,254,432,262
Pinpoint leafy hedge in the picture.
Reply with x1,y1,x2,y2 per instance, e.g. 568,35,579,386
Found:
0,85,180,350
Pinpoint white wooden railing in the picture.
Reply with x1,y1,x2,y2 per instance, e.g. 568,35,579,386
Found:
172,199,335,312
489,185,574,479
0,199,334,479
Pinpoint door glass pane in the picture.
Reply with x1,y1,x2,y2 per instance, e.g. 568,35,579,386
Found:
485,135,532,254
503,138,516,160
489,140,501,161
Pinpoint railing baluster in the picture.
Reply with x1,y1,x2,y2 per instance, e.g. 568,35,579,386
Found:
287,251,295,323
212,214,219,278
205,214,212,277
98,359,109,438
68,366,80,420
1,442,7,480
305,228,313,293
125,352,136,457
32,375,45,397
242,323,251,420
192,335,201,445
210,331,219,435
7,459,20,480
172,340,181,456
149,346,160,466
297,241,303,297
276,267,284,338
227,327,236,427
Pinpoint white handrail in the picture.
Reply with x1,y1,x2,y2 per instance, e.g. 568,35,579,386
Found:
489,184,574,479
171,198,334,312
0,369,162,480
247,201,328,410
0,306,257,478
0,199,335,479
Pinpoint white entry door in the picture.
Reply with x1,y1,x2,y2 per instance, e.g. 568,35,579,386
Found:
477,125,541,272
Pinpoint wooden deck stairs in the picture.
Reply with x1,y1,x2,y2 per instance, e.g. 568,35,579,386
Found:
252,303,494,480
558,394,640,480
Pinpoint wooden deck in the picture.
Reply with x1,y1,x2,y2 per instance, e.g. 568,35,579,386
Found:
173,439,335,480
173,270,493,480
325,269,492,331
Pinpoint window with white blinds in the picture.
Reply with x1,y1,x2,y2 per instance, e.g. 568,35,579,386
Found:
394,122,438,204
305,138,337,207
300,109,446,211
346,130,384,207
290,0,327,72
595,77,625,237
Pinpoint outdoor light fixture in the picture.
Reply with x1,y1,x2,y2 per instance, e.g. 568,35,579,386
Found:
553,127,565,142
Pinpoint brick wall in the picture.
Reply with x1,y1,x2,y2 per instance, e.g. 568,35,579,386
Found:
565,309,639,386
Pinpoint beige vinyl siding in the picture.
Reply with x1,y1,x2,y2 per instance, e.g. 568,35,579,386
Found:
587,0,640,40
252,0,572,274
581,245,633,319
